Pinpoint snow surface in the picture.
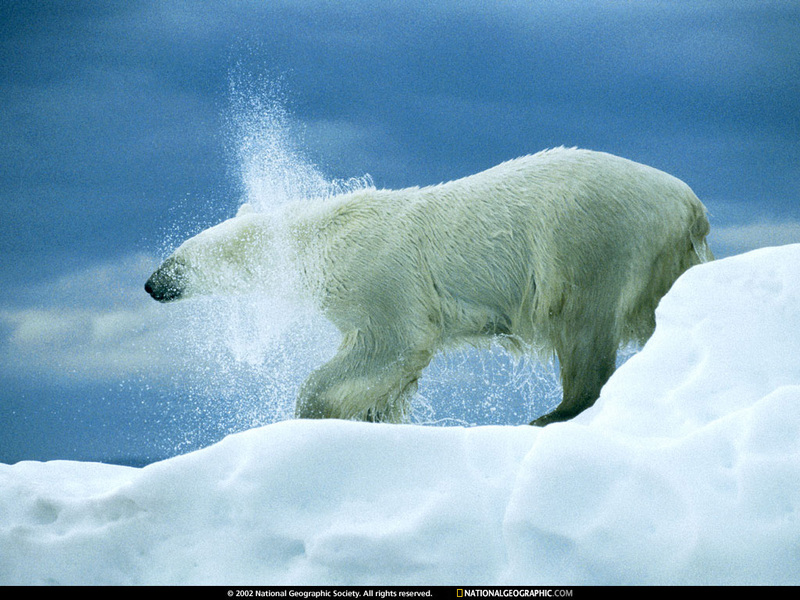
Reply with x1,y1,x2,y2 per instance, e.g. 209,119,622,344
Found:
2,244,799,586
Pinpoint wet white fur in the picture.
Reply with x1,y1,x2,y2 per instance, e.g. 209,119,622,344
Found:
154,148,712,425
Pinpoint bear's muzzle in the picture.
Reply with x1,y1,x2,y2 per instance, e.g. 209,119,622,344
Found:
145,257,187,303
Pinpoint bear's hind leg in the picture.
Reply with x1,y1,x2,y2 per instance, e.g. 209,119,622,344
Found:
295,329,433,423
531,326,617,427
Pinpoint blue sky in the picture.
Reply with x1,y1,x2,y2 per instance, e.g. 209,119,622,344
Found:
1,1,799,464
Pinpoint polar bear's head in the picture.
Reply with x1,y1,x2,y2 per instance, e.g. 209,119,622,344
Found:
145,203,275,303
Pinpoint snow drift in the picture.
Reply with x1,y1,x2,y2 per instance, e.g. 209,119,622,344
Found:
2,244,799,586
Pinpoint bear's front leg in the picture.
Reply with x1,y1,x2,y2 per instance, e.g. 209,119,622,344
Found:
295,329,433,423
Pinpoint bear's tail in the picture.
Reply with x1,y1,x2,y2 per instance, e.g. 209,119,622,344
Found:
689,203,714,263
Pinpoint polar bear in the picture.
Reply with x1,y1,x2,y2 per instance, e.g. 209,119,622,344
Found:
146,148,712,426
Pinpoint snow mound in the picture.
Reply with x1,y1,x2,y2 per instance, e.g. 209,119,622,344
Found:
2,244,799,585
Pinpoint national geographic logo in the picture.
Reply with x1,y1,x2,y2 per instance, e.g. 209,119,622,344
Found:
457,590,573,598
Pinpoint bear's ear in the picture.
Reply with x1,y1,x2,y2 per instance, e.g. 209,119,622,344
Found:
236,203,255,217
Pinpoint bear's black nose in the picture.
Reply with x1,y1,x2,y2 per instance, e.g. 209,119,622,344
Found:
145,277,182,302
145,265,185,302
145,277,183,302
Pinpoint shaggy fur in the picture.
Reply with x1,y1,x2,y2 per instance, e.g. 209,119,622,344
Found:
146,148,712,425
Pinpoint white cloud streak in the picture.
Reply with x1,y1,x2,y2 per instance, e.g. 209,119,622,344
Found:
711,221,800,258
0,254,177,383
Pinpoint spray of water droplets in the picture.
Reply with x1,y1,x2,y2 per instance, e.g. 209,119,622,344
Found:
225,70,373,209
147,74,348,455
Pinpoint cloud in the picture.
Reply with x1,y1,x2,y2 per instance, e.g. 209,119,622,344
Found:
711,221,800,258
0,254,177,383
